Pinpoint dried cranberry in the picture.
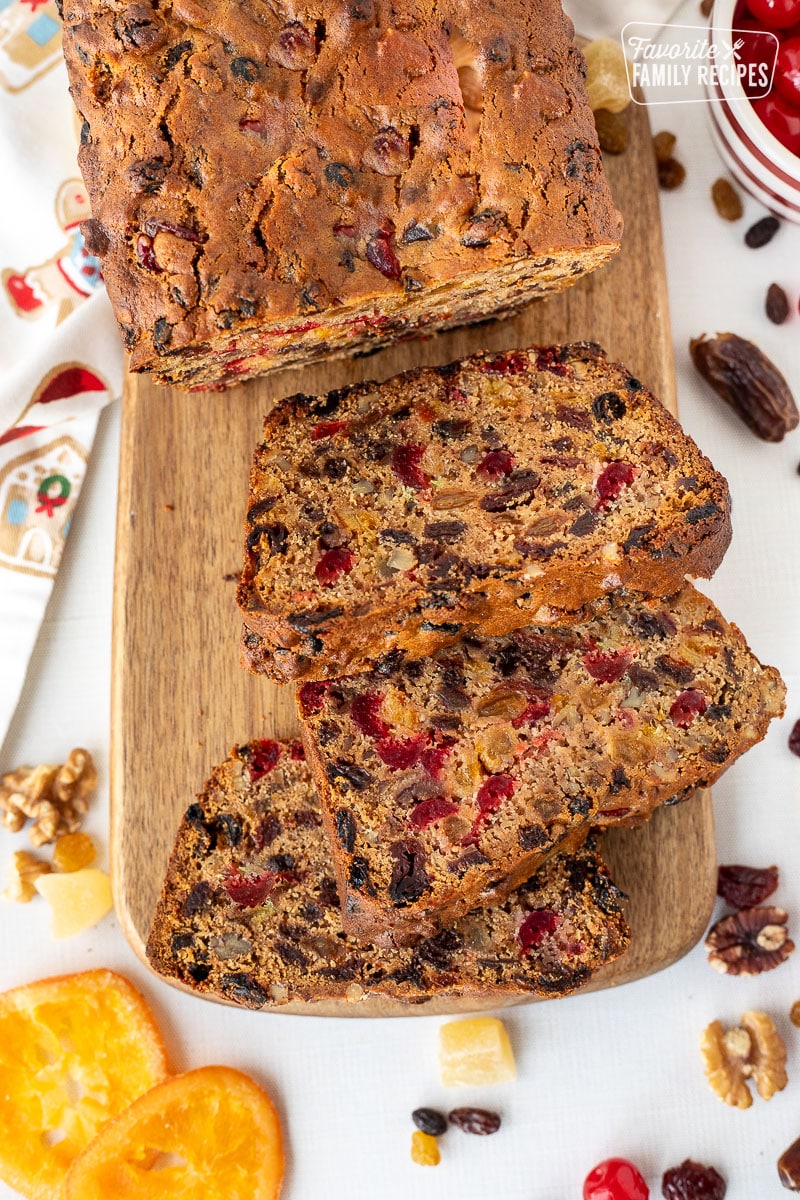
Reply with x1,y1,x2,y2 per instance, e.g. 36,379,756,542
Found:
299,681,330,715
249,739,281,779
518,908,560,952
409,796,459,829
535,346,571,377
670,689,708,727
366,228,401,280
717,863,778,908
583,1158,649,1200
392,444,430,490
136,234,161,272
480,351,527,375
512,697,551,728
315,547,356,586
350,692,390,739
477,449,515,479
376,734,425,770
289,741,305,760
662,1159,726,1200
223,866,276,908
312,419,348,440
421,741,455,777
789,718,800,756
582,648,633,683
475,774,515,820
595,461,636,509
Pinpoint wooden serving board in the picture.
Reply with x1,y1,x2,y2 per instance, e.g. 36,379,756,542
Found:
111,94,717,1014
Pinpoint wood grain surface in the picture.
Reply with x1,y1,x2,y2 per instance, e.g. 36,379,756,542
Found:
111,94,718,1016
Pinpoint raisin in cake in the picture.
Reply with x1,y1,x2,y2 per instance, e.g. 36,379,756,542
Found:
60,1,622,390
146,741,630,1014
297,584,784,947
239,343,731,683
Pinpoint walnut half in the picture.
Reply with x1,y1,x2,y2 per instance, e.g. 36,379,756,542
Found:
3,851,52,903
701,1010,787,1109
0,749,97,847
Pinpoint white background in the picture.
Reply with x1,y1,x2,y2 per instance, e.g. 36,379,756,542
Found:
2,2,800,1195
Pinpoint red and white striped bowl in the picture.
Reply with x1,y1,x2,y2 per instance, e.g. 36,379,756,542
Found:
708,0,800,221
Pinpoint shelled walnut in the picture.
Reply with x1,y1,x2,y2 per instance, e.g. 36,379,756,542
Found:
0,749,97,847
701,1011,787,1109
3,851,52,903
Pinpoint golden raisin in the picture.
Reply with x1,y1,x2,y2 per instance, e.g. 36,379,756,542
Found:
790,999,800,1027
711,178,743,221
411,1131,440,1166
658,158,686,190
653,130,677,163
53,832,97,873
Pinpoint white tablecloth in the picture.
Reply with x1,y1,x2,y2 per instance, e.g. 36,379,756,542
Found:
1,2,800,1196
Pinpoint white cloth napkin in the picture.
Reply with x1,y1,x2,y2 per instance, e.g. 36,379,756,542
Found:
0,0,683,751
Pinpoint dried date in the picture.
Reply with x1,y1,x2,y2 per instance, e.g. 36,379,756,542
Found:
690,332,799,442
717,863,778,908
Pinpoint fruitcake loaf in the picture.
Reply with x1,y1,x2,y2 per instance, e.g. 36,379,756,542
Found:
60,0,622,390
297,583,784,946
146,741,630,1014
239,343,731,683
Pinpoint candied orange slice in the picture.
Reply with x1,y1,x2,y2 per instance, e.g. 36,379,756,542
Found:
65,1065,284,1200
0,969,169,1200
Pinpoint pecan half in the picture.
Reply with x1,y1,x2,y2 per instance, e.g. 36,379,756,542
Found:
690,332,799,442
705,906,794,975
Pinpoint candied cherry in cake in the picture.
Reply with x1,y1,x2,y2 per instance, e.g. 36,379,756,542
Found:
775,38,800,108
745,0,800,29
315,547,356,585
249,739,281,779
583,1158,649,1200
595,461,636,509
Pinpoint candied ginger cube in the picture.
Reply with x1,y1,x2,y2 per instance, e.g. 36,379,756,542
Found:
35,867,112,938
438,1016,517,1088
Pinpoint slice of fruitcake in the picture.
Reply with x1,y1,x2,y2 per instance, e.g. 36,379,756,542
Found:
297,583,784,947
146,741,630,1014
239,342,731,682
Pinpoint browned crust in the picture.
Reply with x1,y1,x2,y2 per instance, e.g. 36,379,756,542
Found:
238,342,732,682
61,0,621,387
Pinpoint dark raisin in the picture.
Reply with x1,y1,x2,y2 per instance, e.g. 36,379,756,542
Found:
766,283,790,325
324,162,355,187
655,655,695,684
401,221,436,243
609,767,630,793
592,391,626,421
412,1108,447,1137
326,760,372,790
568,795,592,815
623,523,655,552
287,607,344,633
348,856,374,893
433,418,471,439
705,703,732,720
630,610,675,639
335,807,357,852
424,520,466,542
416,929,462,968
318,522,346,549
717,863,778,908
214,813,242,846
685,502,722,525
253,813,282,850
519,824,548,849
323,456,348,480
448,1108,501,1135
565,139,594,180
80,120,91,144
187,962,211,983
658,157,686,189
388,840,428,906
420,620,461,634
569,510,598,537
662,1159,726,1200
461,209,505,248
317,877,339,908
231,56,261,81
171,932,194,951
182,881,212,916
627,662,660,691
163,38,192,69
126,156,169,193
153,317,172,353
480,470,539,513
219,972,267,1008
263,523,289,554
745,215,780,248
114,4,165,51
